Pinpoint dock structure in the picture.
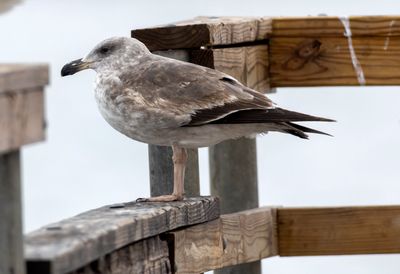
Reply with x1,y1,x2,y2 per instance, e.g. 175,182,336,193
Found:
1,15,400,274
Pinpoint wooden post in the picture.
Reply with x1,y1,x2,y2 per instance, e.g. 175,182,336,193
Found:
148,50,200,198
0,64,48,274
0,150,25,274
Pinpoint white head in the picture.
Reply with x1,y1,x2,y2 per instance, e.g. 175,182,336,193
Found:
61,37,150,76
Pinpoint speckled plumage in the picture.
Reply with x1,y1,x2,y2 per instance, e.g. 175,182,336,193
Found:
61,37,333,201
66,37,329,148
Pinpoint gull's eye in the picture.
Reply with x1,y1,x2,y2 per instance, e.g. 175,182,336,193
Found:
99,47,110,54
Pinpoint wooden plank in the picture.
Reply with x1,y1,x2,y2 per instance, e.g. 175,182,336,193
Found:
62,236,171,274
278,205,400,256
25,197,219,274
190,45,270,93
0,64,48,93
169,207,278,274
132,16,272,51
270,36,400,87
0,150,25,274
0,88,46,153
272,16,400,37
148,50,200,198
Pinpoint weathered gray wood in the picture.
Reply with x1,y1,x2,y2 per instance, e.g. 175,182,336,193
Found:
0,64,48,93
25,196,219,274
148,50,200,198
209,139,259,213
65,236,171,274
0,150,25,274
0,88,46,153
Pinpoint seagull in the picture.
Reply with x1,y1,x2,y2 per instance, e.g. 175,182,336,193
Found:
61,37,334,202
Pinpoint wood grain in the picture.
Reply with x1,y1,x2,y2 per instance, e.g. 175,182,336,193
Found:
190,45,270,94
64,236,171,274
0,151,25,274
132,16,271,51
25,197,219,274
0,88,45,153
272,16,400,37
278,206,400,256
270,36,400,87
170,207,278,274
0,64,48,93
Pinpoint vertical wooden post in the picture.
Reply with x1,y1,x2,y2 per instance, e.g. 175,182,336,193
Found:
0,150,25,274
148,50,200,198
210,141,261,274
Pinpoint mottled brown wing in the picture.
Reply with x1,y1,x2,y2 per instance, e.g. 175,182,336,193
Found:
120,54,274,124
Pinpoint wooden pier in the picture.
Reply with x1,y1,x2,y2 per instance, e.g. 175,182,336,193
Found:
1,15,400,274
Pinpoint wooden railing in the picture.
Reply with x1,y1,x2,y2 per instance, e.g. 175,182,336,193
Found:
1,15,400,274
0,64,48,274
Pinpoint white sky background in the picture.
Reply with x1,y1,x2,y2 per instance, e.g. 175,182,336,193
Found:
1,0,400,273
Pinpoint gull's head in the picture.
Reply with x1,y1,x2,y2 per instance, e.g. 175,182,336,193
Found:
61,37,150,77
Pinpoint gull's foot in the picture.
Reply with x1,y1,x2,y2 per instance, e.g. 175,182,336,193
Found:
136,194,183,202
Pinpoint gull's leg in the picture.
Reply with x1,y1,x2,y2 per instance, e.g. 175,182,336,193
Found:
137,145,187,202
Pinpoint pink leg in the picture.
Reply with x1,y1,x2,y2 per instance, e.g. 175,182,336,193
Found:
137,145,187,202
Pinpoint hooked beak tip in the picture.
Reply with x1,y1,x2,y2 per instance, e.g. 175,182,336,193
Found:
61,58,89,77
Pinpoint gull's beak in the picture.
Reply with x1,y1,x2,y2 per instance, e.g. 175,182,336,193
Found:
61,58,91,77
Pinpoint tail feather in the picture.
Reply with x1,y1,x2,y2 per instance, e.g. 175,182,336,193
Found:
282,122,333,139
209,107,335,125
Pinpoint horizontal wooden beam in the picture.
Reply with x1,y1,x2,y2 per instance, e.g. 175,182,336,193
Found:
269,36,400,87
0,88,45,153
0,64,48,93
272,16,400,37
63,236,171,274
25,197,219,274
168,207,278,274
132,16,272,51
133,16,400,87
0,64,48,153
278,205,400,256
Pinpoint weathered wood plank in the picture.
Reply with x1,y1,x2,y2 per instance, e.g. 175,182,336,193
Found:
0,150,25,274
65,236,171,274
0,64,48,93
25,197,219,274
270,36,400,87
0,88,45,153
148,50,200,198
169,207,278,274
190,45,270,93
278,205,400,256
132,16,271,51
272,16,400,37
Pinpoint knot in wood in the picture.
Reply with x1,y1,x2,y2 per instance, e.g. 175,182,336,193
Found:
282,39,322,71
296,39,322,59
